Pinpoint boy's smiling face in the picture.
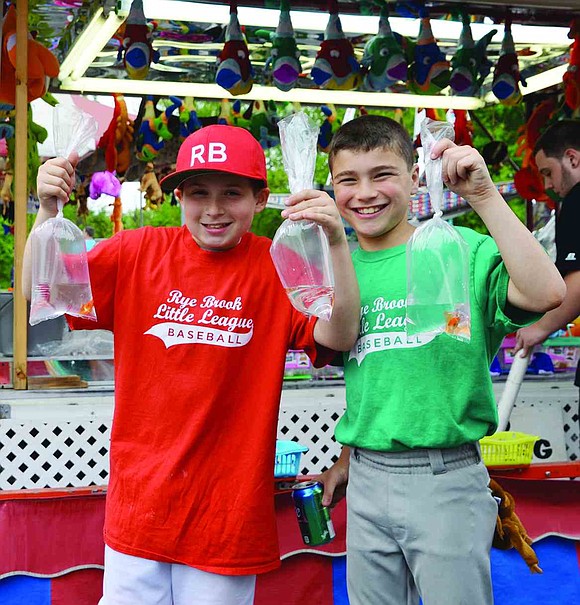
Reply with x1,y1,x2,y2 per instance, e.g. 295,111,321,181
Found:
177,172,268,251
331,147,419,251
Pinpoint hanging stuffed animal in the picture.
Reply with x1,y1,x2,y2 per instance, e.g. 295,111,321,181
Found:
110,196,123,234
98,94,134,177
89,171,122,200
75,175,89,218
451,109,473,147
120,0,159,80
0,5,60,106
361,1,407,91
174,96,201,139
215,0,254,96
406,8,450,95
318,104,339,153
257,0,301,92
140,162,163,209
492,16,526,106
564,18,580,113
449,14,496,97
247,100,280,149
135,96,175,162
311,0,361,91
514,99,556,202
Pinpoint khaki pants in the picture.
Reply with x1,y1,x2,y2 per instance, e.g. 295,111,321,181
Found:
346,444,497,605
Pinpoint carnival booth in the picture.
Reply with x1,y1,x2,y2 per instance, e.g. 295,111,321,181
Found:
1,0,580,603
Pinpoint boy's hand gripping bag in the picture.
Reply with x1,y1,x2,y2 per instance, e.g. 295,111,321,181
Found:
270,112,335,320
29,104,98,326
406,118,471,342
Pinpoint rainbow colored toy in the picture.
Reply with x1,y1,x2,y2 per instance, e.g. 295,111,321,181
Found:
450,15,496,97
361,2,407,91
492,18,526,105
259,0,301,92
121,0,159,80
216,1,254,95
311,0,361,90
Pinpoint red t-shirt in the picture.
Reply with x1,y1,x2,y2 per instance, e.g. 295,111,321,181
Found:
69,226,330,575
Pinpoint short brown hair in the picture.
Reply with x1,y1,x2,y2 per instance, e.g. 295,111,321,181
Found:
534,119,580,159
328,114,416,172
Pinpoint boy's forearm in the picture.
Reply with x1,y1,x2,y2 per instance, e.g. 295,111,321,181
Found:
314,238,360,351
473,191,566,312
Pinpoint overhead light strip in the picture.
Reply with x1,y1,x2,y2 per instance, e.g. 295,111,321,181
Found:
59,77,487,110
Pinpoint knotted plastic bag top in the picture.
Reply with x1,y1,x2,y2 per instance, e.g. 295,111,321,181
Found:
29,105,99,326
270,112,335,320
405,118,471,342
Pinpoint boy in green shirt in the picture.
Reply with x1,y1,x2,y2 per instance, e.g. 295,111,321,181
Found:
319,115,565,605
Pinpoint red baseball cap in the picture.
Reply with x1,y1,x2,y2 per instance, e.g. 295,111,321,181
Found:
160,124,268,191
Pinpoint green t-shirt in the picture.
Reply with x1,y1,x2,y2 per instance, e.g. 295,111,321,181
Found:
337,227,540,452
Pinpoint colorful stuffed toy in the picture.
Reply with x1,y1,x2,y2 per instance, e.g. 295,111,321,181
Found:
514,99,556,202
215,0,254,96
311,0,361,91
449,14,496,97
174,96,201,139
258,0,301,92
0,5,60,106
318,104,339,153
89,171,122,200
451,109,473,147
361,1,407,92
492,17,526,106
247,100,279,149
489,479,542,574
120,0,159,80
110,196,123,234
564,18,580,113
135,96,176,162
406,9,450,95
140,162,163,209
98,94,134,177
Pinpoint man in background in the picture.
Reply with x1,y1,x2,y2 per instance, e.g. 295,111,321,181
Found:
515,120,580,455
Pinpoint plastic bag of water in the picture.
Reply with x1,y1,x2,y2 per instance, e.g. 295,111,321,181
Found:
270,112,335,320
406,118,471,342
29,104,98,326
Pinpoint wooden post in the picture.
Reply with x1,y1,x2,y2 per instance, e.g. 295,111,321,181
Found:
12,0,29,389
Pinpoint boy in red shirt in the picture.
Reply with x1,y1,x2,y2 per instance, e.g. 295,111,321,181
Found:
23,125,359,605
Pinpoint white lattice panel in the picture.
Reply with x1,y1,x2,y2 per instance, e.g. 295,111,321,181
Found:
277,385,346,475
1,420,110,489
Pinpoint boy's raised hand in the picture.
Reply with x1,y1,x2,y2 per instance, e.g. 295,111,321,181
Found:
37,152,79,213
281,189,346,246
431,139,496,210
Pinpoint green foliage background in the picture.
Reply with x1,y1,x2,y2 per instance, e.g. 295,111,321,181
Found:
0,102,528,288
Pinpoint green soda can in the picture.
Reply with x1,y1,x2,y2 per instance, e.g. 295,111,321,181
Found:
291,480,336,546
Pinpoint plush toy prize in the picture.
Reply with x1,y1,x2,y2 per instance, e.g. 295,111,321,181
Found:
449,14,496,97
120,0,159,80
361,1,407,91
216,0,254,95
311,0,361,90
0,6,60,106
98,94,134,177
492,18,526,105
406,9,450,95
564,19,580,112
258,0,301,92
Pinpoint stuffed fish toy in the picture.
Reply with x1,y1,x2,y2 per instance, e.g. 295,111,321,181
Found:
258,0,301,92
407,10,450,95
361,2,407,91
450,14,496,96
492,18,526,105
248,100,280,149
311,0,361,90
216,0,254,96
121,0,159,80
564,19,580,112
